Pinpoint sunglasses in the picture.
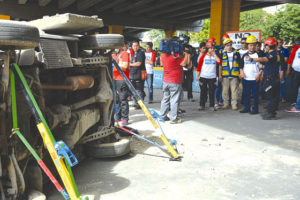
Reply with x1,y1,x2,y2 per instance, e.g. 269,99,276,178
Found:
241,42,246,44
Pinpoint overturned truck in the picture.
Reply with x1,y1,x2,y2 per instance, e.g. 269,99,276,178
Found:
0,13,130,199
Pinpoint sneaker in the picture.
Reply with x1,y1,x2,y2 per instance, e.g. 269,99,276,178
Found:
188,98,195,102
178,109,186,114
239,109,249,113
286,107,300,113
281,99,287,103
232,106,238,111
198,106,205,111
291,103,296,106
222,104,229,109
249,110,258,115
134,106,141,110
162,116,170,121
209,107,216,111
214,104,220,110
218,102,224,106
262,114,277,120
128,96,133,101
170,118,182,124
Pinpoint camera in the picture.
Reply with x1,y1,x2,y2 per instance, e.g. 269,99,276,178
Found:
159,34,191,55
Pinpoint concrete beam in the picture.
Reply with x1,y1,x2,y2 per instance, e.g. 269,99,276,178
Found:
96,0,127,13
77,0,104,11
58,0,76,9
182,12,210,20
132,0,185,16
0,2,56,19
38,0,52,7
246,0,299,3
166,5,211,19
18,0,28,4
148,0,210,17
113,0,155,14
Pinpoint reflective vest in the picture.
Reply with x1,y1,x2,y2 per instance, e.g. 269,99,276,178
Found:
221,50,240,77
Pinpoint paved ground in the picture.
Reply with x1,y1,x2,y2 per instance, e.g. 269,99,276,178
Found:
47,89,300,200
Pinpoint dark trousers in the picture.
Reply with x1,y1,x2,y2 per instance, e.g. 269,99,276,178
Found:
184,70,193,99
242,80,259,112
146,74,153,102
130,79,145,106
199,77,216,107
215,82,223,103
291,71,300,103
116,80,129,120
263,76,280,116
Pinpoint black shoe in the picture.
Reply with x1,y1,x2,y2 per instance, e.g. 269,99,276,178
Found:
240,109,249,113
163,116,170,121
134,106,141,110
249,110,258,115
262,114,277,120
178,109,186,114
170,118,182,124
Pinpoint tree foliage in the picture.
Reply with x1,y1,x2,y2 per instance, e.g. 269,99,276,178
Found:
145,4,300,46
264,4,300,42
187,19,210,44
239,8,270,40
145,29,165,49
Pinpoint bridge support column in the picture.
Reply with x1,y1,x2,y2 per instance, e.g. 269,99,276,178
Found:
108,25,124,34
164,30,175,39
209,0,241,45
0,15,10,20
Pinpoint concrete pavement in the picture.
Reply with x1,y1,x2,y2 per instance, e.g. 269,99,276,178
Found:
47,89,300,200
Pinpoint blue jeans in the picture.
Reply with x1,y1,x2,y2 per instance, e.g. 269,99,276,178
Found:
242,79,259,112
215,82,223,103
295,86,300,109
146,74,153,102
280,74,287,100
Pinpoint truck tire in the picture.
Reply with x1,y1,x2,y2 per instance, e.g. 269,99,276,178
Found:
85,138,130,158
79,34,124,50
0,20,39,49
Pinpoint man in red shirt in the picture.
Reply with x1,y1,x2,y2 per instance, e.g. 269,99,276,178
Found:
287,37,300,112
160,50,191,124
112,41,130,125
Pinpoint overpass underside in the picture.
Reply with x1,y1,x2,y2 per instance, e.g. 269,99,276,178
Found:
0,0,298,43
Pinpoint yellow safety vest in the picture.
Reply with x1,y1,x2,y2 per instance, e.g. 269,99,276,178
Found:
221,50,240,77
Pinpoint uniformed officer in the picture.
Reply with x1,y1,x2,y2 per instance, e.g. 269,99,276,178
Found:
246,37,285,120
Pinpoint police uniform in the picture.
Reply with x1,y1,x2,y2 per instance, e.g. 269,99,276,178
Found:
262,50,285,119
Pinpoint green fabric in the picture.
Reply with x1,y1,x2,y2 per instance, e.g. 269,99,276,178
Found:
10,70,18,129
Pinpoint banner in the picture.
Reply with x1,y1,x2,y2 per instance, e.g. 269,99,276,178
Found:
226,30,261,49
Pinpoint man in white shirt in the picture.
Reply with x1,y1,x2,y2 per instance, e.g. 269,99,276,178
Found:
239,37,248,58
145,42,156,103
240,35,263,114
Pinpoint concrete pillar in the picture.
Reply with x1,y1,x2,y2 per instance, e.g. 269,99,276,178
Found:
209,0,241,45
108,25,124,34
0,15,10,20
164,30,175,39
